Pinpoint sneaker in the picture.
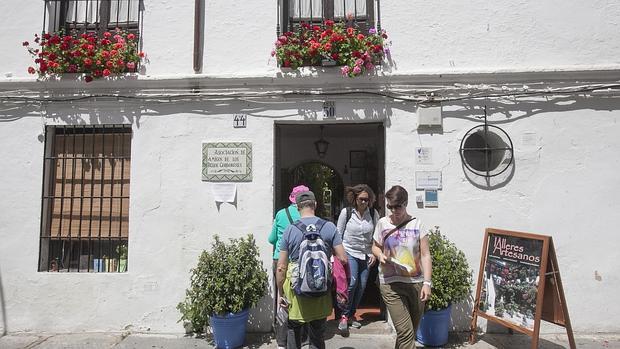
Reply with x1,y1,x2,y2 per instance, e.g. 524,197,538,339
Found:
338,315,349,332
350,318,362,329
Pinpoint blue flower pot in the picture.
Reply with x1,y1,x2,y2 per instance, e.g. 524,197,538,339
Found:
209,309,250,349
416,304,452,347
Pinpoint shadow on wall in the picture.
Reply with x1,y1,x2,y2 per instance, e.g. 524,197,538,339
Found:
441,94,620,189
441,94,620,124
0,264,7,337
451,295,475,332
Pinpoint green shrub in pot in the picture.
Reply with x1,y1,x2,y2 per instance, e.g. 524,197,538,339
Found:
426,226,473,311
177,234,268,333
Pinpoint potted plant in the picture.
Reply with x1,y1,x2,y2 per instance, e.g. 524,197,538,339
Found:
23,28,145,82
417,226,473,347
177,234,268,349
116,244,128,272
271,20,389,77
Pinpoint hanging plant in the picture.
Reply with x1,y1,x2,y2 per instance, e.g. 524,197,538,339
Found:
271,20,390,77
24,28,145,82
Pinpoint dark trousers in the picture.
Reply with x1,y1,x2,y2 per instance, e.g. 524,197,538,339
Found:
273,260,287,346
287,318,326,349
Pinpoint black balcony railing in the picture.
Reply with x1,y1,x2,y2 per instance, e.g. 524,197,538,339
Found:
43,0,143,35
278,0,380,35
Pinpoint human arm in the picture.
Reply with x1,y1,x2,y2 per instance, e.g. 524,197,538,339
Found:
333,244,348,265
336,208,347,239
371,219,388,264
419,235,432,302
268,216,278,245
367,209,381,266
276,250,289,308
372,240,390,264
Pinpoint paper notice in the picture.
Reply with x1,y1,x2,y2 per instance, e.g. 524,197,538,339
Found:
211,183,237,203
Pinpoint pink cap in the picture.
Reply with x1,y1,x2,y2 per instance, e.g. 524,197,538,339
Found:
289,185,310,204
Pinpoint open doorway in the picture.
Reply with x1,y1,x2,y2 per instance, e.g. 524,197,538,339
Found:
274,122,386,324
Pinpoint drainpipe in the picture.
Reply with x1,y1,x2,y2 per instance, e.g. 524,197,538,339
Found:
193,0,203,73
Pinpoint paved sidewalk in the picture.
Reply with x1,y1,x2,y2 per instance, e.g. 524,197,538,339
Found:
2,318,619,349
2,331,620,349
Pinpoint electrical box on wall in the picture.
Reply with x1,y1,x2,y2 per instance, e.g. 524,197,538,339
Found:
418,104,443,127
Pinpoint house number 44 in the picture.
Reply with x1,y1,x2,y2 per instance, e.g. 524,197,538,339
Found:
233,114,247,128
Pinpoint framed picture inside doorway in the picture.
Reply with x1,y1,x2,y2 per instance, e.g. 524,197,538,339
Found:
350,168,367,183
349,150,367,168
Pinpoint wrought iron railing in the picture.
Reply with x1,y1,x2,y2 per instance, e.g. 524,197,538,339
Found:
278,0,380,35
43,0,143,35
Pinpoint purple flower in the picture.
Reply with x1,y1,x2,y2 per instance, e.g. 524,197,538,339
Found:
384,47,391,54
353,66,362,75
341,66,351,76
369,28,377,35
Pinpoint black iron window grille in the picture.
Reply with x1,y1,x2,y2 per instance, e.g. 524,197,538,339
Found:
278,0,380,35
43,0,143,36
39,125,131,273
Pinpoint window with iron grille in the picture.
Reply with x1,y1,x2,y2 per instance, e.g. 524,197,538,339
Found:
39,125,131,273
43,0,143,35
279,0,380,35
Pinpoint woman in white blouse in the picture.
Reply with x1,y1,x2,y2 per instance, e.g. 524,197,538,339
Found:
336,184,380,333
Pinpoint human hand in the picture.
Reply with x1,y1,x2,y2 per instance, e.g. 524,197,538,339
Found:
368,255,377,267
378,253,390,264
278,296,289,309
420,284,431,302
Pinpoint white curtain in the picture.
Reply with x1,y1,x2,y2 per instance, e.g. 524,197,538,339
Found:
65,1,98,23
335,0,367,18
65,0,139,24
109,0,139,23
289,0,323,18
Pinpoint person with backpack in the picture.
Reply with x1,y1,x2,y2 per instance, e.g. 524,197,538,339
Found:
269,184,309,349
336,184,380,333
372,185,432,349
276,190,348,349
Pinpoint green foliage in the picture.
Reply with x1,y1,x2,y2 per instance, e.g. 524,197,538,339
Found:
427,227,473,311
177,234,268,333
116,244,128,259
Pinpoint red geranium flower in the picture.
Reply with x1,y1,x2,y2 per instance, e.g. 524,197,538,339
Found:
272,20,388,77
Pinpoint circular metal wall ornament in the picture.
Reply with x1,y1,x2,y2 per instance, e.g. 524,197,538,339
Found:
459,110,514,178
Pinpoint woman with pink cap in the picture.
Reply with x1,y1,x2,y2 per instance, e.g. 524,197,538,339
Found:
268,184,309,349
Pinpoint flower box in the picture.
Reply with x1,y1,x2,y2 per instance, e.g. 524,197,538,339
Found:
24,28,145,82
272,20,389,77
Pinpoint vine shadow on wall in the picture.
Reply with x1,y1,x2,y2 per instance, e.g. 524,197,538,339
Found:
441,94,620,190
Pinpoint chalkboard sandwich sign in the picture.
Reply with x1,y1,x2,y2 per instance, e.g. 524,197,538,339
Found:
470,228,575,349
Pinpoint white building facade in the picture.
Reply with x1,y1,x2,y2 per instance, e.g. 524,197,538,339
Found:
1,0,619,335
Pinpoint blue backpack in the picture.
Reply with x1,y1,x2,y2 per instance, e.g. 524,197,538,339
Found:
291,219,332,297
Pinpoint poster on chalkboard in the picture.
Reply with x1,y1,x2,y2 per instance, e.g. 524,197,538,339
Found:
478,233,543,330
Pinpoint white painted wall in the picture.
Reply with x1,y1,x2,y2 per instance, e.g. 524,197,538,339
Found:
1,0,619,337
2,1,620,79
1,96,619,334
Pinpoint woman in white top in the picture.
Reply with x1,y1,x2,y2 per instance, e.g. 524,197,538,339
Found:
336,184,380,333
